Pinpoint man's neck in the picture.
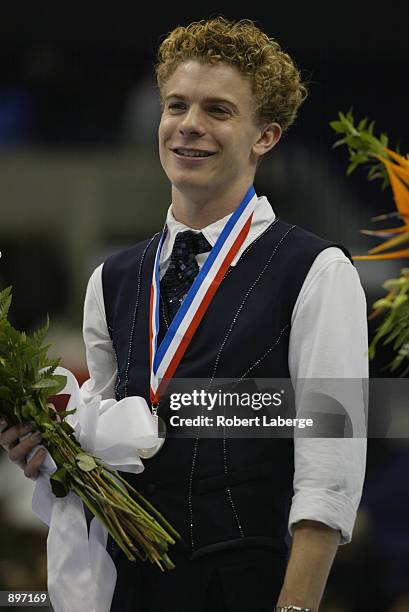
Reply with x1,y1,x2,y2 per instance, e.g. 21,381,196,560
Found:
170,183,253,229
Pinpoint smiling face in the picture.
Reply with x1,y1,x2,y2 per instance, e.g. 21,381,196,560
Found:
158,60,281,215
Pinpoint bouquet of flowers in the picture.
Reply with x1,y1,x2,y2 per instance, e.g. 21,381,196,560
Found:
330,110,409,375
0,286,179,569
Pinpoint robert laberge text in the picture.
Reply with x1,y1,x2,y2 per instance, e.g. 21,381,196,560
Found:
170,415,314,429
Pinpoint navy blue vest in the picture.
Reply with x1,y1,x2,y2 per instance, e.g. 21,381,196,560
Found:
102,219,351,559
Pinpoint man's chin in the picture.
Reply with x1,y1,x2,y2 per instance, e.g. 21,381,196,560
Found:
172,176,215,194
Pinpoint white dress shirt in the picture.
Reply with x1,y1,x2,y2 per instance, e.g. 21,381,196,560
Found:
81,195,368,544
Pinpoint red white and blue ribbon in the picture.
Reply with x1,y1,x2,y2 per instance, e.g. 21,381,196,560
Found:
149,185,258,405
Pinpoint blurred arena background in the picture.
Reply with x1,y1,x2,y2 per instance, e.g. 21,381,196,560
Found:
0,2,408,610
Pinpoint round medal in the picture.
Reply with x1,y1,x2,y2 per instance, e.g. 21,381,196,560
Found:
137,413,166,459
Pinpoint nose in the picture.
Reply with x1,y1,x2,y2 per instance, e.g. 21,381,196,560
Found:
178,105,205,137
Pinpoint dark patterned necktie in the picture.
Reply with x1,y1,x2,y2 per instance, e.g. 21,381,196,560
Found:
161,230,212,322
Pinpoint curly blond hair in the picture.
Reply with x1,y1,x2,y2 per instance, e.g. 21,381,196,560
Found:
155,16,308,132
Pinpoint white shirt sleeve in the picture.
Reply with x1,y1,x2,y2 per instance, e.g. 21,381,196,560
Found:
80,263,118,403
288,247,368,544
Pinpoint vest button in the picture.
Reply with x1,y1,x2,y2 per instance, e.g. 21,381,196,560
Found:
146,483,156,494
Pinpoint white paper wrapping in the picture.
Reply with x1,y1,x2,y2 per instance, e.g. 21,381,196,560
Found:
29,366,159,612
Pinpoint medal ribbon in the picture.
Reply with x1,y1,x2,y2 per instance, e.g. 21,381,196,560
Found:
149,185,258,405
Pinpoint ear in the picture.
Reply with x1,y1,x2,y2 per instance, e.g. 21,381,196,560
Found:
252,122,282,157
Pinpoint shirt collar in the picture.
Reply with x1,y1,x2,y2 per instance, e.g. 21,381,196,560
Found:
161,195,275,269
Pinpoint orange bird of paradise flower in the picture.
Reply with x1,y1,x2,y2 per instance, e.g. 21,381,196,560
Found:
354,147,409,261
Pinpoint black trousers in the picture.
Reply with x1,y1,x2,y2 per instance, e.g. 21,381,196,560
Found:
110,544,287,612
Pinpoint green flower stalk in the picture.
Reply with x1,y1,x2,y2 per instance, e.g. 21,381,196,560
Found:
0,286,180,569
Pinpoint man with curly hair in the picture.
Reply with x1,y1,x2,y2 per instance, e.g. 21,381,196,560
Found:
2,16,367,612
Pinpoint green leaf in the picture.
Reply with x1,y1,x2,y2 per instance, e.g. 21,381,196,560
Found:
0,287,12,320
50,466,70,497
49,374,67,395
50,478,69,498
32,378,60,389
383,278,406,291
329,120,345,133
32,317,50,348
0,385,13,403
393,329,409,351
50,466,67,483
32,374,66,395
21,400,37,419
50,449,64,465
346,162,358,175
380,132,389,146
63,462,76,473
384,326,405,345
332,137,349,148
76,453,97,472
392,295,408,309
57,408,76,419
